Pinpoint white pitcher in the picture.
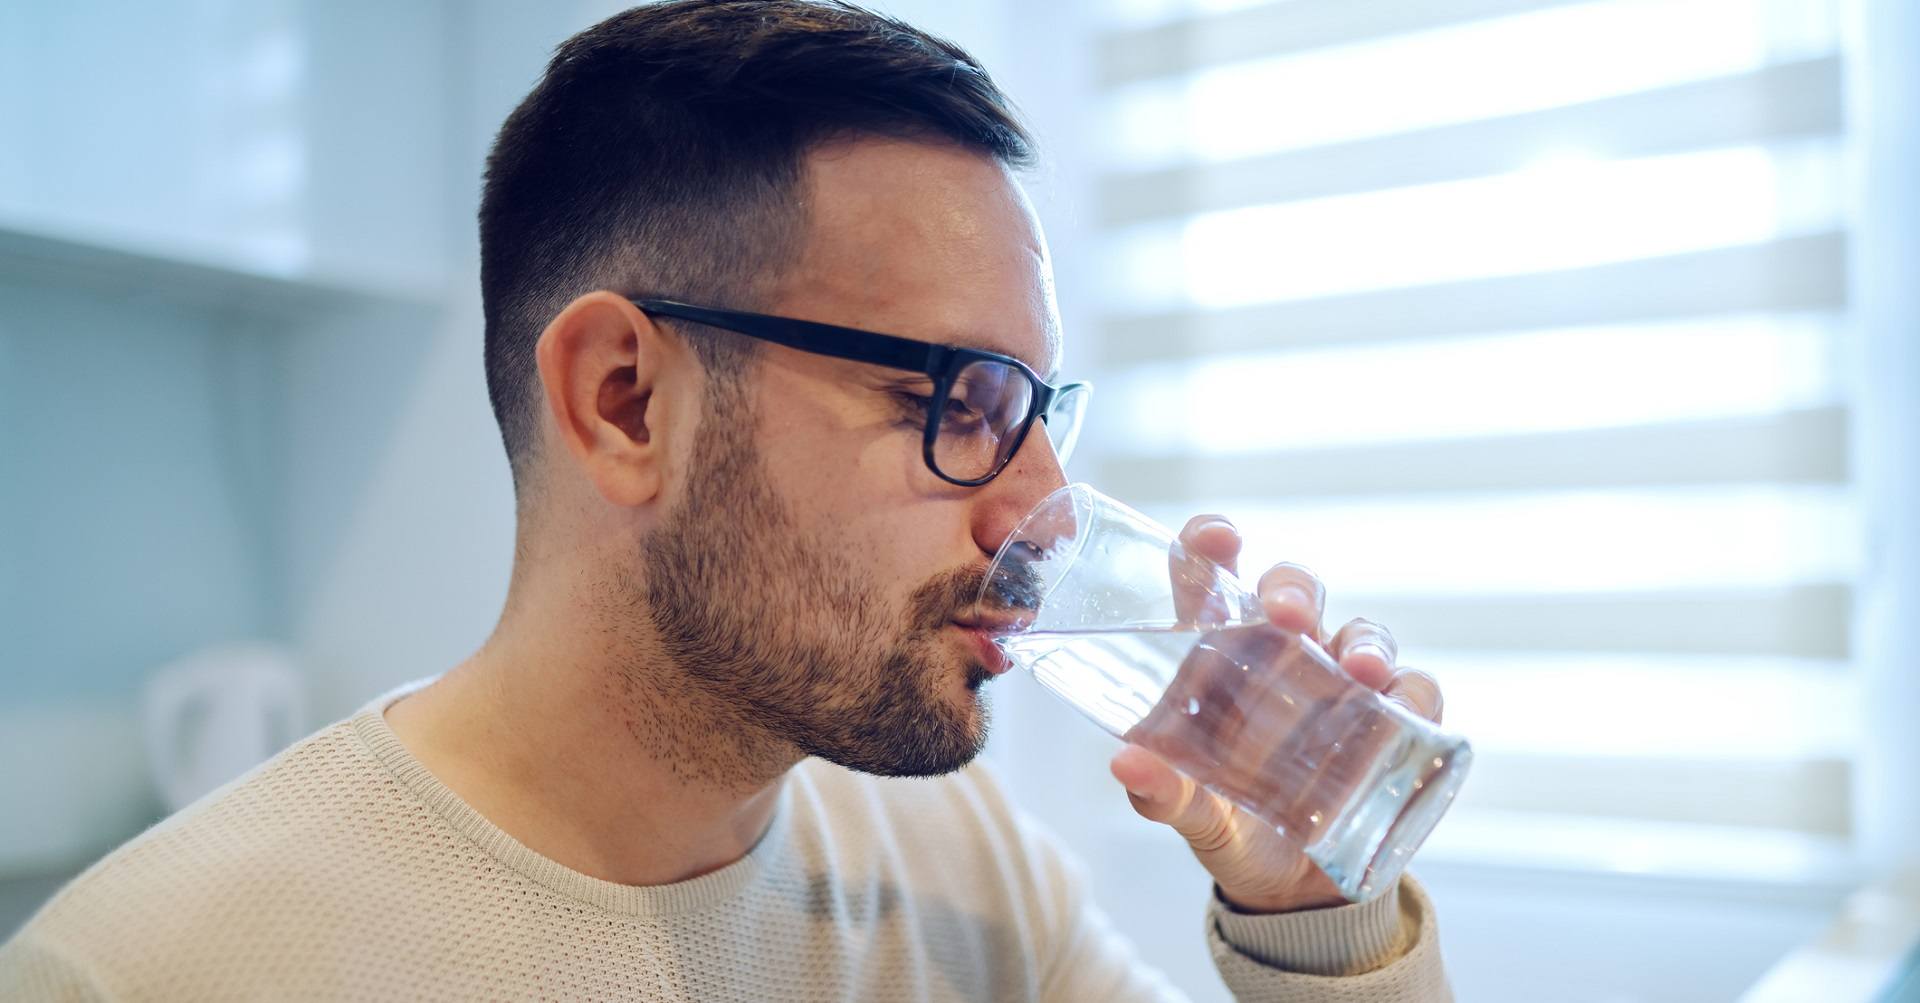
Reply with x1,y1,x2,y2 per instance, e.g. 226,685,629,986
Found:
142,643,305,814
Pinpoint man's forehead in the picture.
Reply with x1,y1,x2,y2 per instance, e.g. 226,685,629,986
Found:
790,138,1064,380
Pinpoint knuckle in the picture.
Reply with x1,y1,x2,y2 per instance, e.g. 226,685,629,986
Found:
1178,795,1238,853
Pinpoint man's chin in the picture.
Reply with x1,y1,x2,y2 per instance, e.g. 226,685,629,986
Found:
829,739,985,778
803,651,993,778
852,697,989,778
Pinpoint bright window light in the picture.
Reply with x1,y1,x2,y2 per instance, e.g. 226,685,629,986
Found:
1102,312,1841,453
1103,0,1838,168
1142,485,1859,595
1413,652,1856,759
1101,141,1843,310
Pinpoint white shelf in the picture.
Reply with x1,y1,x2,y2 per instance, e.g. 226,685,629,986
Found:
0,215,445,317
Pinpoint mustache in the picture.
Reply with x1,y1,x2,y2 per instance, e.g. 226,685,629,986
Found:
980,560,1044,614
910,560,1045,633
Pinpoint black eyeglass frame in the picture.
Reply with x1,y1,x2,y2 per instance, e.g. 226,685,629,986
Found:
631,298,1090,487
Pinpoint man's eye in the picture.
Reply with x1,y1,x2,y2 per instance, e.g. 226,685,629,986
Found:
938,396,989,434
891,391,934,424
889,391,984,430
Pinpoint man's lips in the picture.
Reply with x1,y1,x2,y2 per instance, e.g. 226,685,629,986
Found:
950,622,1013,676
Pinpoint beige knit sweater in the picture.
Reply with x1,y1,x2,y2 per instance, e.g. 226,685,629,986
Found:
0,679,1452,1001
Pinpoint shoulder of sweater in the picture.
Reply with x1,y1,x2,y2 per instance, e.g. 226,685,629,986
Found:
14,720,387,952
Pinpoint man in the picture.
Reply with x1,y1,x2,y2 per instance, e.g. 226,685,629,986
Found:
1,2,1452,999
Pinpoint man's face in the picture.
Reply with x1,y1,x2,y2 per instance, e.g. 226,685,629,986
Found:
640,137,1069,777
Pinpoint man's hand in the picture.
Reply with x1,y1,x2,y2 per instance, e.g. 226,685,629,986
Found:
1107,515,1445,914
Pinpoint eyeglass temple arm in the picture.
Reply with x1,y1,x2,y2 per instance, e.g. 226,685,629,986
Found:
631,299,950,375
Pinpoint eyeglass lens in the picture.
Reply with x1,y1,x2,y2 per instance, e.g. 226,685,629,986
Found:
1044,383,1088,462
930,360,1085,482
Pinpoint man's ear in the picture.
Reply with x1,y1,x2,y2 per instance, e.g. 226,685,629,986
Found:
534,291,679,507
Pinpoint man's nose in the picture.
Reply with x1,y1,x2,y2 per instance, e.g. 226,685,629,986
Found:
971,426,1071,559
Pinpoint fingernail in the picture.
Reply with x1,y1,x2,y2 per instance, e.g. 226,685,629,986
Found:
1196,518,1235,535
1347,642,1389,664
1125,787,1152,802
1268,583,1313,610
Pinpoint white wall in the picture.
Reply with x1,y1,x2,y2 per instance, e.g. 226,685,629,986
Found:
278,0,543,722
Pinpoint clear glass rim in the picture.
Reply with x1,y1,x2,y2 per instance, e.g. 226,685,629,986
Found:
976,481,1100,622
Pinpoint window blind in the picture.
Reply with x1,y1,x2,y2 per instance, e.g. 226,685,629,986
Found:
1081,0,1858,863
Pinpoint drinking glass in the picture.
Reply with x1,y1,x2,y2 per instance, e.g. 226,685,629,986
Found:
979,483,1471,901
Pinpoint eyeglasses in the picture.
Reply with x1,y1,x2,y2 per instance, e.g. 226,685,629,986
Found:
632,299,1091,487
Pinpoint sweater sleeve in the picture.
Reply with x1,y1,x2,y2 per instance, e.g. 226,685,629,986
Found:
1012,807,1450,1002
1206,874,1454,1003
0,931,115,1002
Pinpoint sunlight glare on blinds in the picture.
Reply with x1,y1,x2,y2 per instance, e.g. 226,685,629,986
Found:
1101,141,1843,310
1413,652,1854,759
1101,312,1840,453
1102,0,1838,168
1142,486,1858,595
1090,0,1858,839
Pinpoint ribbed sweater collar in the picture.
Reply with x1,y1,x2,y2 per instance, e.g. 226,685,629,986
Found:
349,676,792,918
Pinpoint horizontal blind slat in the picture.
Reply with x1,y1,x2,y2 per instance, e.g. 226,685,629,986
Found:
1101,57,1842,224
1095,406,1848,498
1101,232,1844,363
1317,584,1850,658
1100,0,1590,85
1135,486,1855,594
1453,754,1852,834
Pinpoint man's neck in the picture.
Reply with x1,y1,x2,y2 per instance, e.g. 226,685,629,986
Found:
382,628,796,888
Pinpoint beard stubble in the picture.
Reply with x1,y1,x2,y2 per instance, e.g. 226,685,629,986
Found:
635,397,993,779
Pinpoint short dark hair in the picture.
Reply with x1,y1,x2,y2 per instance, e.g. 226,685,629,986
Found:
478,0,1036,490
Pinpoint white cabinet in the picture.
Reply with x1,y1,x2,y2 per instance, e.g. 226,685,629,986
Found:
0,0,450,297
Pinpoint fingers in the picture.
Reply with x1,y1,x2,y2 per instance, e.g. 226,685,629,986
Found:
1171,515,1242,626
1255,563,1325,640
1327,617,1398,690
1179,514,1242,569
1110,745,1241,852
1384,668,1443,724
1165,528,1431,727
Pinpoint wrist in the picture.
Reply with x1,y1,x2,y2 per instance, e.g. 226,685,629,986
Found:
1215,882,1349,916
